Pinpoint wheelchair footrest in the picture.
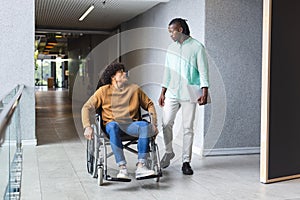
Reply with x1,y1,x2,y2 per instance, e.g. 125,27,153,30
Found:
106,175,131,182
136,174,160,180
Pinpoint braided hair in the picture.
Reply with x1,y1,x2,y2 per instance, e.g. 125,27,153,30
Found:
169,18,190,36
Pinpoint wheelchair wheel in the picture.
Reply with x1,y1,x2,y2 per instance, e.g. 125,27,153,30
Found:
98,166,104,186
87,139,95,175
86,127,100,179
154,165,161,182
92,158,99,178
149,141,162,182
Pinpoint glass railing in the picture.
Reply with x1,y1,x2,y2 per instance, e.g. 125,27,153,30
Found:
0,85,24,200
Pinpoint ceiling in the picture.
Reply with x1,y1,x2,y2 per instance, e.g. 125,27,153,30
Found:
35,0,169,56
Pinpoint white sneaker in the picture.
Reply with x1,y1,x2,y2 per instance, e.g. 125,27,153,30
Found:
117,168,129,179
135,165,155,179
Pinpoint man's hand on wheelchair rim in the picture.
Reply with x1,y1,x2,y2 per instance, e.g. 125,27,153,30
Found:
84,126,94,140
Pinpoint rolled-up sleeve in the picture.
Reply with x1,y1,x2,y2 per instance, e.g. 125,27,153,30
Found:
139,89,158,126
81,90,102,129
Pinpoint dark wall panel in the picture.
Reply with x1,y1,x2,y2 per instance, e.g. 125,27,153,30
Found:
269,0,300,179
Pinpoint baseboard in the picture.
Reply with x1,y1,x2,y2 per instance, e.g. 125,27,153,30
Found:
22,139,37,146
203,147,260,156
2,139,37,146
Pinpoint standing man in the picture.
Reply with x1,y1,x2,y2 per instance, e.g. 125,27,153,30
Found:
159,18,209,175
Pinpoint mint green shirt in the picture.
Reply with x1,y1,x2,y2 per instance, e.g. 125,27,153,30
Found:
162,37,209,100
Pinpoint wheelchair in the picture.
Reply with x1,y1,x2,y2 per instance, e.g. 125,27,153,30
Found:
86,112,162,186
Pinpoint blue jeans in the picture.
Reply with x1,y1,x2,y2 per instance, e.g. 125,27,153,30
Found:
105,121,150,166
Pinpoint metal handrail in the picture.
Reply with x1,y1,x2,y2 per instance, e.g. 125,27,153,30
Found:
0,85,24,146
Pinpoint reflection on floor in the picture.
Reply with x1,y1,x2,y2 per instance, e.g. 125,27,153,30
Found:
21,87,300,200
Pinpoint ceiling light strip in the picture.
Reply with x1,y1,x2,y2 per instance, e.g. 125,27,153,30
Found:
79,4,95,21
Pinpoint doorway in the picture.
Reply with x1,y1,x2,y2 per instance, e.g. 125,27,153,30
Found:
35,57,68,88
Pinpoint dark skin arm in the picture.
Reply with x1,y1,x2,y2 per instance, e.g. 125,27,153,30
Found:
158,87,167,107
198,87,208,105
159,86,208,106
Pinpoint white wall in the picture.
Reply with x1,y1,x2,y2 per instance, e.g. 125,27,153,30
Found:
0,0,35,144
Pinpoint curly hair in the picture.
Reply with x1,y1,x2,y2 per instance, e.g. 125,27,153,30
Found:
96,62,125,89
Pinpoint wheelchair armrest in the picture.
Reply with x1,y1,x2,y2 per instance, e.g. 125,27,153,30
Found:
141,113,150,118
141,113,152,123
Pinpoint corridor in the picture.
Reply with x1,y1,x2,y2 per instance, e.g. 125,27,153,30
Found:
20,88,300,200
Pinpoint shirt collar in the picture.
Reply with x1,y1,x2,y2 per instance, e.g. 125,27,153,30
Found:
176,36,192,45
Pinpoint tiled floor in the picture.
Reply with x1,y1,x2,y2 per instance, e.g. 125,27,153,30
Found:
21,88,300,200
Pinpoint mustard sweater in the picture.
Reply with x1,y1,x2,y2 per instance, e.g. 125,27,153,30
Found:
81,84,157,128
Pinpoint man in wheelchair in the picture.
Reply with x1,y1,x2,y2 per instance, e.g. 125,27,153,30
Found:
81,62,159,180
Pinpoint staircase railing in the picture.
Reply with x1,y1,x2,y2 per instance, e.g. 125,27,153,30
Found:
0,84,24,200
